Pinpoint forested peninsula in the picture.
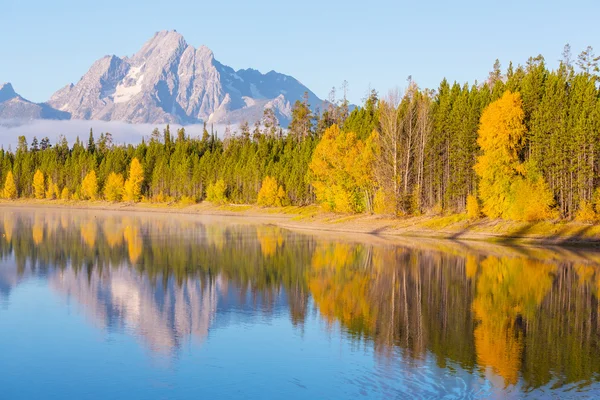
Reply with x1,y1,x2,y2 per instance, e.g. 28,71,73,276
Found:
2,45,600,228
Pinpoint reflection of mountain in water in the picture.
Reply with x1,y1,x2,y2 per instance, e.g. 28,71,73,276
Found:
2,208,600,392
0,260,23,300
50,266,220,353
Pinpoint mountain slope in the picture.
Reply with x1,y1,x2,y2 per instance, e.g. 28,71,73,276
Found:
47,30,323,126
0,83,70,120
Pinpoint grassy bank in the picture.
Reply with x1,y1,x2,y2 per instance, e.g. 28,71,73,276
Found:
1,199,600,246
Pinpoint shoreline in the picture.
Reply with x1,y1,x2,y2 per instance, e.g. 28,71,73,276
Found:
2,200,600,247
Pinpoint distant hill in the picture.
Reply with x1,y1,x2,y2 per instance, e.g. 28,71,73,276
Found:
0,83,69,121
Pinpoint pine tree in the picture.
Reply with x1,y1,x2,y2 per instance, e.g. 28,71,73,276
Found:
31,137,39,152
87,129,96,154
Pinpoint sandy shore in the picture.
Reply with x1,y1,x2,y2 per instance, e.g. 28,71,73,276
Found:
2,200,600,247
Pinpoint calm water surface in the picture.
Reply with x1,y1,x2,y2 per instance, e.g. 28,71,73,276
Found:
1,208,600,399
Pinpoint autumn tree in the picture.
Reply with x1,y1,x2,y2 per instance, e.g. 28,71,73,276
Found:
124,158,144,202
3,171,17,199
81,170,98,200
32,170,45,199
474,91,555,221
104,172,125,202
45,178,60,200
257,176,287,207
206,179,227,204
309,125,376,213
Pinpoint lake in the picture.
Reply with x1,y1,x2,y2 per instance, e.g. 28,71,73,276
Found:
1,207,599,399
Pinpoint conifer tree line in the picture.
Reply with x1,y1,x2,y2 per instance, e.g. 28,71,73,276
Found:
1,44,599,221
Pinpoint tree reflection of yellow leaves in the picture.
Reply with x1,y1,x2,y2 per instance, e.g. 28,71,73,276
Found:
473,256,555,387
3,213,15,242
256,226,284,257
102,218,124,248
574,264,596,284
123,222,142,264
311,242,357,271
60,214,70,230
308,243,375,334
81,220,97,248
32,219,44,245
466,255,479,278
206,224,225,251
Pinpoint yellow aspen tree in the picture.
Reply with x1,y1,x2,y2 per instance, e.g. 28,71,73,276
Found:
474,91,555,221
81,170,98,200
32,170,45,199
206,179,227,204
257,176,279,206
45,178,60,200
60,187,70,201
3,171,17,199
124,158,144,202
466,194,481,220
474,91,526,219
104,172,125,202
309,125,375,213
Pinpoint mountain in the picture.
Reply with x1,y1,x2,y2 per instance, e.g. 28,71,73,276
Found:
46,30,324,126
0,83,70,120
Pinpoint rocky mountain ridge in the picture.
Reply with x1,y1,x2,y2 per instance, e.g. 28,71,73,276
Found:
2,30,324,127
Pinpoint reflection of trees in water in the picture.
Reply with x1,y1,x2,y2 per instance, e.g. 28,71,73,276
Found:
2,209,600,389
308,243,477,369
471,257,555,386
307,240,600,389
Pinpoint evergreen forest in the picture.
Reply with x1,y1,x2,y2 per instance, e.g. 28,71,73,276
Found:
2,45,600,222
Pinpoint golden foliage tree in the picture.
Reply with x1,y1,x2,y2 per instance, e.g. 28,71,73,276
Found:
60,187,70,201
81,170,98,200
104,172,125,202
257,176,278,206
474,91,526,218
206,179,227,204
123,158,144,202
257,176,288,207
309,125,376,213
3,171,17,199
576,200,597,222
474,91,555,221
32,170,45,200
466,194,481,220
45,178,60,200
507,167,557,221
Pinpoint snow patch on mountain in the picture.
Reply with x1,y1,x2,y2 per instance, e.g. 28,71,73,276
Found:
113,65,145,103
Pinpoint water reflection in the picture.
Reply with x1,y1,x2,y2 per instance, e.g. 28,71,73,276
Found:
1,208,600,395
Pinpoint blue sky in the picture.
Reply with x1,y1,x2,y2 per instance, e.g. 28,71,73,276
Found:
1,0,598,105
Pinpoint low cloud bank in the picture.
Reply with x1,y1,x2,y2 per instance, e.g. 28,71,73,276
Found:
0,119,232,149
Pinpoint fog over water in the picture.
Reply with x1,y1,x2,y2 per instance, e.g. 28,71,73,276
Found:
0,119,233,147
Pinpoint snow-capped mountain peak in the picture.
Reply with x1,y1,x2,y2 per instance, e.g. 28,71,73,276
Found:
44,30,323,126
